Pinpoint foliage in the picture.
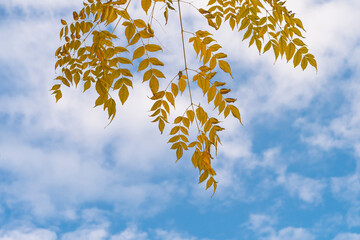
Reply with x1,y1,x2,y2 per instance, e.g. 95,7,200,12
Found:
52,0,317,195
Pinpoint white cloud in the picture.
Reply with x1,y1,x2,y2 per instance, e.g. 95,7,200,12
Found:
246,214,315,240
154,229,198,240
271,227,314,240
0,228,56,240
61,227,108,240
0,0,359,238
334,233,360,240
278,173,326,204
109,225,148,240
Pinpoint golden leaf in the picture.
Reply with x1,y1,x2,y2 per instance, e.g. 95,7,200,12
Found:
301,57,308,70
145,44,162,52
119,85,129,105
141,0,152,13
178,76,187,94
218,60,233,78
186,110,195,122
176,146,183,160
206,177,214,189
165,92,175,107
138,59,149,71
158,119,165,134
293,51,302,67
229,105,242,124
199,171,209,183
171,83,179,97
170,126,180,135
133,46,145,60
134,19,147,28
286,42,296,62
149,76,159,94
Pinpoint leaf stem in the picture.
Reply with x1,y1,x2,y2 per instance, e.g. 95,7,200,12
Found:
177,0,200,133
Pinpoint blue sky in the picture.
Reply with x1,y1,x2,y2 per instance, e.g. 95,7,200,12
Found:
0,0,359,239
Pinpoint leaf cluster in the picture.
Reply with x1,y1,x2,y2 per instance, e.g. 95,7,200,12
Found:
52,0,317,195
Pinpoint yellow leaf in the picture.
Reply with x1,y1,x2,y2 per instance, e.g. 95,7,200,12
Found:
192,151,199,168
165,92,175,107
145,44,162,52
170,126,180,135
218,60,233,78
55,90,62,102
141,0,152,13
307,56,318,71
207,86,216,103
83,80,91,92
171,83,179,97
158,119,165,134
212,181,217,197
199,171,209,183
209,57,217,70
149,76,159,94
182,117,190,128
125,23,135,42
73,11,79,21
176,146,183,160
301,57,308,70
143,69,152,82
293,51,302,68
149,57,164,66
133,46,145,60
188,141,197,148
168,135,180,143
229,105,242,124
286,42,296,62
206,177,214,189
263,41,272,53
186,110,195,122
293,38,305,46
134,19,147,28
152,69,165,78
138,59,149,71
119,85,129,104
64,68,72,82
178,76,187,94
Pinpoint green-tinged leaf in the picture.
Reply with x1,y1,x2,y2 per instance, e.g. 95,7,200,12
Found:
301,57,308,70
293,51,302,68
307,56,318,70
293,38,306,46
286,43,296,62
263,41,272,53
